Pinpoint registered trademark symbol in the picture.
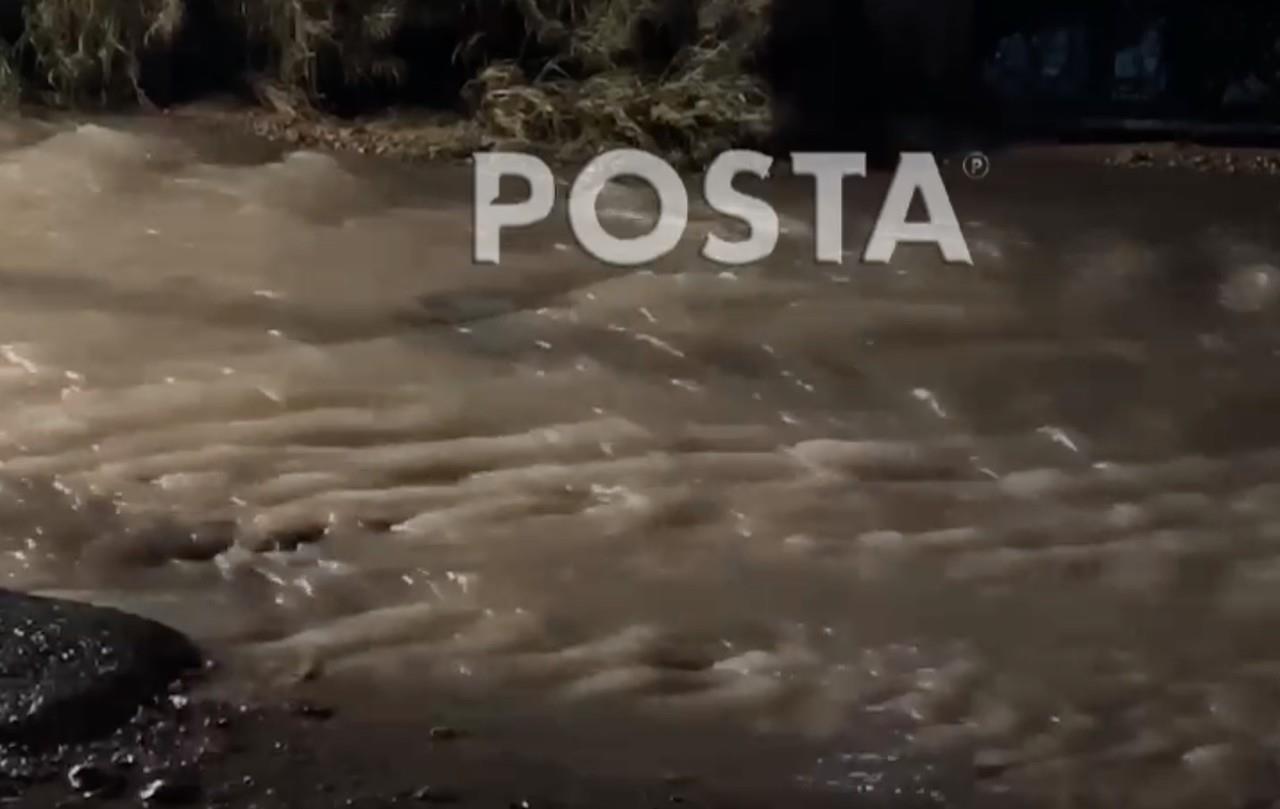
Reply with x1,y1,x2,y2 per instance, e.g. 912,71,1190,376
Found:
962,152,990,180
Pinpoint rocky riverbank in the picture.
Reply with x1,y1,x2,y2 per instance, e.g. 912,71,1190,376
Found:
0,591,202,799
0,589,865,808
0,591,829,808
17,698,886,809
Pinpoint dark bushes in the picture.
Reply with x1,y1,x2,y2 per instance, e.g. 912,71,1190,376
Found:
4,1,1279,164
0,0,773,165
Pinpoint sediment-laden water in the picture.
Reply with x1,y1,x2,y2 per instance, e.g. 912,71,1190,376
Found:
1,116,1280,807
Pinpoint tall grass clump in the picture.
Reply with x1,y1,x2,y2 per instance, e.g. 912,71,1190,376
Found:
0,43,21,108
463,0,774,165
20,0,184,105
0,0,775,164
235,0,417,96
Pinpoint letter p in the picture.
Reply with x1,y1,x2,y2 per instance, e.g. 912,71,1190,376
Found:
473,153,556,264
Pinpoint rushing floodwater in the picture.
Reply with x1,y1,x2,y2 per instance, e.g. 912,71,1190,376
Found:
3,116,1280,806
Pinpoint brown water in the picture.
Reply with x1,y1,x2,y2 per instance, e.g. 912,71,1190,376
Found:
3,116,1280,806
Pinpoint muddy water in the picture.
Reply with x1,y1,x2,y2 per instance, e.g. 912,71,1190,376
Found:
2,116,1280,806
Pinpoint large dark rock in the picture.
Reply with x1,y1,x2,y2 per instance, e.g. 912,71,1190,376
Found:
0,590,202,750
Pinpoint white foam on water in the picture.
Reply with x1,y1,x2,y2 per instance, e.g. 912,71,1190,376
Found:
0,118,1279,804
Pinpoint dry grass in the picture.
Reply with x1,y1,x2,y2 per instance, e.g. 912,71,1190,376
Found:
1,0,773,164
235,0,416,93
0,43,20,108
21,0,185,104
466,0,773,166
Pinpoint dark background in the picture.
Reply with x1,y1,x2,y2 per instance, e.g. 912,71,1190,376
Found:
765,0,1280,153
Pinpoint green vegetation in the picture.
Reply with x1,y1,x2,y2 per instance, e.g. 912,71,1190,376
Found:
0,0,774,166
6,2,1280,166
14,0,184,105
465,0,771,165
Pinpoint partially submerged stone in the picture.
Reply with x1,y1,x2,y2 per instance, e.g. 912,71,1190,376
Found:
0,590,202,749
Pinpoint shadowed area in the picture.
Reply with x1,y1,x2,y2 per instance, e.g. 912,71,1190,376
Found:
0,589,200,749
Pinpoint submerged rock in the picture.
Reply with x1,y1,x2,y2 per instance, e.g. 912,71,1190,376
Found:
0,590,202,749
